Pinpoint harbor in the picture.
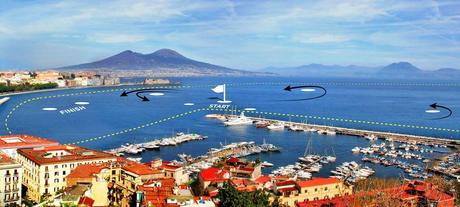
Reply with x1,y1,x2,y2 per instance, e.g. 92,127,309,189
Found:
207,112,458,182
209,112,460,148
178,141,281,174
105,132,208,157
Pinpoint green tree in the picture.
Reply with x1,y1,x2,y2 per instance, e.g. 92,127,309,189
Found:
217,183,277,207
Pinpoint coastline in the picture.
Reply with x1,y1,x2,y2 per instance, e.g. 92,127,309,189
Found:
0,83,139,98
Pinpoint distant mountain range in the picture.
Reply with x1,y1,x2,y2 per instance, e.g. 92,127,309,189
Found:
260,62,460,79
58,49,265,77
57,49,459,79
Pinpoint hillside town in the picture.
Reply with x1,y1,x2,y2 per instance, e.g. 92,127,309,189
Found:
0,134,456,207
0,71,120,91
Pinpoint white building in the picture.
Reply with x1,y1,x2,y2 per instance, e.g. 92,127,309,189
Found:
16,145,117,202
0,153,22,206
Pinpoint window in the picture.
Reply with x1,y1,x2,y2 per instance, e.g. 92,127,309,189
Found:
54,172,59,176
314,188,317,192
54,165,58,169
63,171,66,175
324,187,328,191
304,189,308,193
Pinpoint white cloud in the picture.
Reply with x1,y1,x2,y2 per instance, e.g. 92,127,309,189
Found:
292,33,351,44
88,34,147,43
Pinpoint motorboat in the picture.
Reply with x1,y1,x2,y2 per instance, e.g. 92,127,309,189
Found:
224,112,253,126
267,123,284,130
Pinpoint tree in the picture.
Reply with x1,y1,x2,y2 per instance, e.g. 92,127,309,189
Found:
216,183,278,207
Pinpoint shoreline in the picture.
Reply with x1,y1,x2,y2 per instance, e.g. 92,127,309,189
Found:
0,83,141,98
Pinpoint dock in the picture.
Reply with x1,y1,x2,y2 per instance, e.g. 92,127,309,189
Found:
215,114,460,148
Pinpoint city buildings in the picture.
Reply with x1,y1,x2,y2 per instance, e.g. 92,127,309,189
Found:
296,180,455,207
0,134,59,159
150,159,190,185
0,70,120,88
61,163,112,206
274,177,353,206
0,153,22,206
16,145,117,202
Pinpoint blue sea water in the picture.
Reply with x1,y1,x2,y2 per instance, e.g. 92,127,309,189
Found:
1,76,459,178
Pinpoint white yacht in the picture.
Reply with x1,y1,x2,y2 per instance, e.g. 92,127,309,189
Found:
267,123,284,130
224,112,253,126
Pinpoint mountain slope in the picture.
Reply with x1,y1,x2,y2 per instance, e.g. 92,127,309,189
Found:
260,62,460,79
377,62,423,77
58,49,258,76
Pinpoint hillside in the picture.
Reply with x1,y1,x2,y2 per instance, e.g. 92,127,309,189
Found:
58,49,262,77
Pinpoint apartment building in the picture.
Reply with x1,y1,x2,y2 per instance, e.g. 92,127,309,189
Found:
16,145,116,202
0,153,22,206
275,178,353,206
108,158,164,207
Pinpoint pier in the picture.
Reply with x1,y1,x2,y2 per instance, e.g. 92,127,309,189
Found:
213,114,460,148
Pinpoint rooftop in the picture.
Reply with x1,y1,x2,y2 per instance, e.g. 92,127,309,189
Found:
0,134,59,149
66,163,108,179
17,144,116,165
0,153,17,166
138,178,175,207
296,180,454,207
199,167,229,182
296,177,341,188
118,157,162,176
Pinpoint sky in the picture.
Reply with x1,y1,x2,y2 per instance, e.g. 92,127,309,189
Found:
0,0,459,70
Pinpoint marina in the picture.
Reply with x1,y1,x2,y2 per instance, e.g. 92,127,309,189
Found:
105,132,208,156
211,113,460,148
177,141,281,174
208,112,457,181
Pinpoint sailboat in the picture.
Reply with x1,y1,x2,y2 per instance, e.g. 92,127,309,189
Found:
298,135,320,163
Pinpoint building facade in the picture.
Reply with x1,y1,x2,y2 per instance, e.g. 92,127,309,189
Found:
0,153,22,206
16,145,116,202
275,178,353,206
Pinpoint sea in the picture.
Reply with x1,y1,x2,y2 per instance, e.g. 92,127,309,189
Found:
1,76,459,178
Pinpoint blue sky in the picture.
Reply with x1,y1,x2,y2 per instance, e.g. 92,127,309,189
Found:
0,0,459,70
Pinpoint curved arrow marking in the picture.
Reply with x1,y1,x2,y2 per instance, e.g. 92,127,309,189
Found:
282,85,327,101
429,103,452,120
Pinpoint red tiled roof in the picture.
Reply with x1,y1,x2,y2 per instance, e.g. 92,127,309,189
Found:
296,177,340,188
66,163,108,179
255,175,271,184
0,134,58,149
227,157,240,163
0,153,16,165
139,178,175,207
17,144,116,165
276,180,297,187
199,167,229,182
296,180,455,207
161,160,182,170
118,157,162,176
78,196,94,206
